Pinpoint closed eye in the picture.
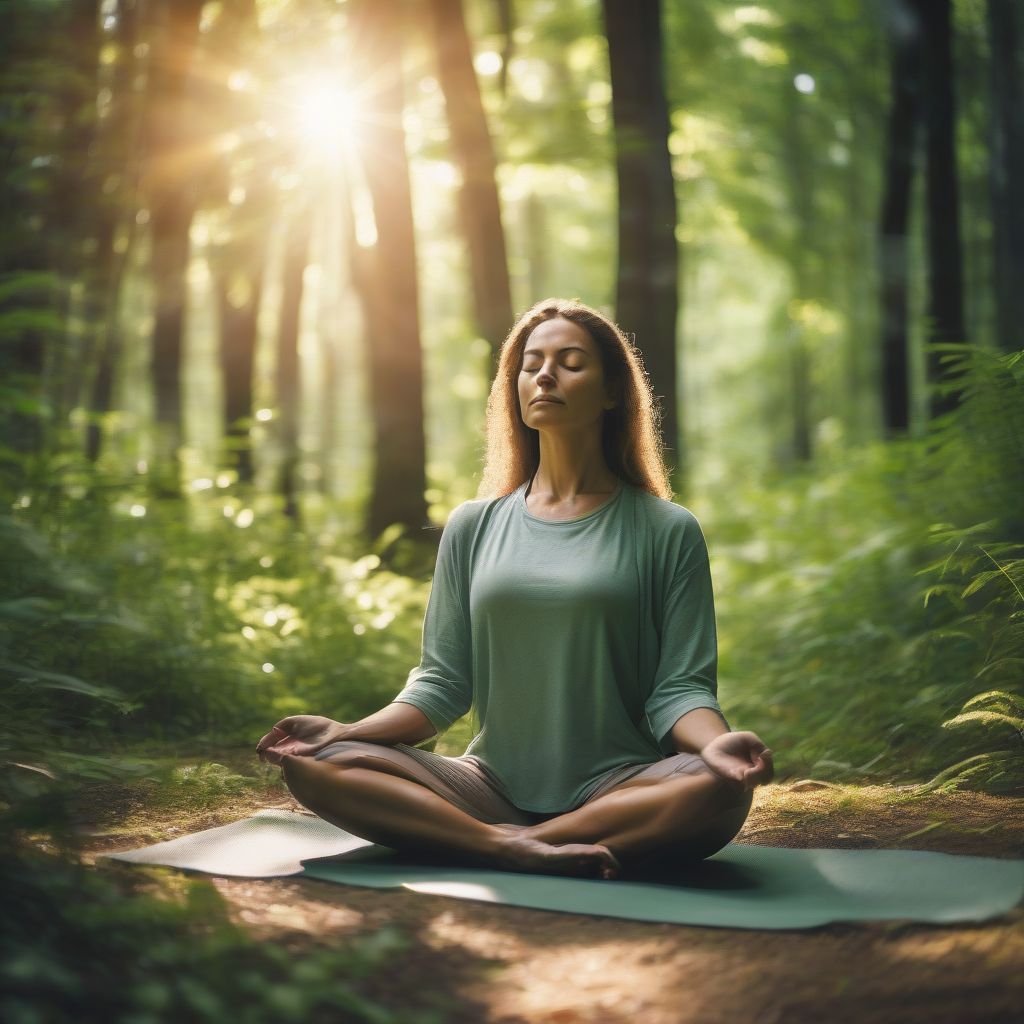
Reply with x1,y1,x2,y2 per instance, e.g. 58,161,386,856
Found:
522,366,583,373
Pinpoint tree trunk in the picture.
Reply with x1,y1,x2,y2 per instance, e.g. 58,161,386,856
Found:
427,0,512,375
913,0,967,418
213,183,268,486
51,0,103,428
779,68,814,463
601,0,681,488
878,0,923,436
0,3,61,455
988,0,1024,353
142,0,204,491
86,0,143,463
348,0,430,545
204,0,265,484
276,200,314,522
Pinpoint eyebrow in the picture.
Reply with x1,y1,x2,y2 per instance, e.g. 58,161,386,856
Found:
523,345,590,357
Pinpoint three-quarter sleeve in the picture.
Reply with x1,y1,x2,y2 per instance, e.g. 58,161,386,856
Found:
644,513,726,753
391,504,474,733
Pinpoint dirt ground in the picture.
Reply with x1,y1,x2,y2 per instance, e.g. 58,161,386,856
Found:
76,752,1024,1024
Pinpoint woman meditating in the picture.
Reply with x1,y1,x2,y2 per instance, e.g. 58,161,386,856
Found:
256,297,774,881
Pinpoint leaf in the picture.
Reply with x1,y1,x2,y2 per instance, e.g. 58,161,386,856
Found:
4,761,56,779
921,584,964,609
44,751,162,781
0,661,131,707
941,710,1024,734
911,751,1020,795
0,597,59,620
899,821,944,841
962,689,1024,714
974,658,1024,681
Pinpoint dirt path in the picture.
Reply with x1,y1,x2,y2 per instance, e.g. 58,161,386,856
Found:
77,756,1024,1024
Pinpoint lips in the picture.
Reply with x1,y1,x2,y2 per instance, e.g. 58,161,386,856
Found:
531,396,563,405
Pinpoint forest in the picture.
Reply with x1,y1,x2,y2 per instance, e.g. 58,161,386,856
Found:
2,0,1022,1021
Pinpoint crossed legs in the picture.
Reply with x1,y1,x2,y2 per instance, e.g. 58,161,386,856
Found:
280,748,753,879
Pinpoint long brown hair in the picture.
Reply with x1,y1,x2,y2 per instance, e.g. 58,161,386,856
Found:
476,297,674,501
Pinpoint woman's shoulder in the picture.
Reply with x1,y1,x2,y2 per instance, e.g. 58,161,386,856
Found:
631,485,704,536
442,490,517,541
630,487,710,581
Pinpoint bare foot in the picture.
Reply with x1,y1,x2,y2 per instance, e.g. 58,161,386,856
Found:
493,831,621,880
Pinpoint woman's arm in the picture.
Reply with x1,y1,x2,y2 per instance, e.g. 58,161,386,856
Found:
342,701,437,745
669,707,730,754
671,707,774,790
256,703,436,763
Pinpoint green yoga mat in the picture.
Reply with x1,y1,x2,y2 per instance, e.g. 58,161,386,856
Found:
102,809,1024,930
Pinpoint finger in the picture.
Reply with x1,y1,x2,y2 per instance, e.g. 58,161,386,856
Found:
256,725,288,753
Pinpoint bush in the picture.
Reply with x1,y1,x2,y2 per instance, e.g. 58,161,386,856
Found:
706,345,1024,791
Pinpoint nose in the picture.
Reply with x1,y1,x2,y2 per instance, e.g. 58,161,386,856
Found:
536,362,556,387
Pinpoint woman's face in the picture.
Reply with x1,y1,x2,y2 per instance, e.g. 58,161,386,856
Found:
517,317,617,432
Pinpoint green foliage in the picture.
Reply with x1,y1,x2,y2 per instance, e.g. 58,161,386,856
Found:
1,845,445,1024
710,345,1024,792
0,451,431,755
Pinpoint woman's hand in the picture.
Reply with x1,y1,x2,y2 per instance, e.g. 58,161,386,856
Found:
256,715,350,765
700,731,774,792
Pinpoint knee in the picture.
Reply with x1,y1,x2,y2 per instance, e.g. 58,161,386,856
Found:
313,739,384,768
672,770,749,817
706,771,754,813
280,753,317,791
280,753,351,807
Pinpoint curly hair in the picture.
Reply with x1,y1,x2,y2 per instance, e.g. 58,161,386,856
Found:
476,297,673,501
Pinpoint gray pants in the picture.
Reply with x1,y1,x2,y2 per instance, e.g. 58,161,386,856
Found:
314,740,752,861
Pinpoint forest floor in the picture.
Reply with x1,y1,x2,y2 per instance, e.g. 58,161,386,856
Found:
70,746,1023,1024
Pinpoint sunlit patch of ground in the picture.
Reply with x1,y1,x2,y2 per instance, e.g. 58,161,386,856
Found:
74,751,1024,1024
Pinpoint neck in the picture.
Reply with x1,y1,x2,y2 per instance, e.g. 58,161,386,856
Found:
529,430,618,500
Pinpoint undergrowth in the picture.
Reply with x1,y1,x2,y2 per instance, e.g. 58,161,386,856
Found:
707,344,1024,792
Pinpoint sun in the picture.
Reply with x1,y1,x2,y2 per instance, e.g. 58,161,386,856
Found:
288,73,359,162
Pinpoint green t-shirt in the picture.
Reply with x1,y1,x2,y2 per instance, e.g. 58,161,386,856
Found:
393,479,726,813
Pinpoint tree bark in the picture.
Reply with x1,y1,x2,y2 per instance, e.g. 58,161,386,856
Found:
348,0,430,545
913,0,967,419
427,0,512,375
86,0,143,463
601,0,681,488
276,200,314,522
203,0,265,484
51,0,103,427
214,230,265,485
987,0,1024,354
142,0,204,491
878,0,923,436
778,59,814,463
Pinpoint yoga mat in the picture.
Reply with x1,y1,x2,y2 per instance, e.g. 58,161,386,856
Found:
102,809,368,877
101,809,1024,930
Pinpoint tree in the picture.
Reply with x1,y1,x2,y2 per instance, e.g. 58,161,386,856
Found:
275,198,314,521
141,0,204,491
987,0,1024,354
601,0,681,488
85,0,144,464
348,0,430,543
205,0,267,484
878,0,923,436
912,0,967,419
428,0,512,375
